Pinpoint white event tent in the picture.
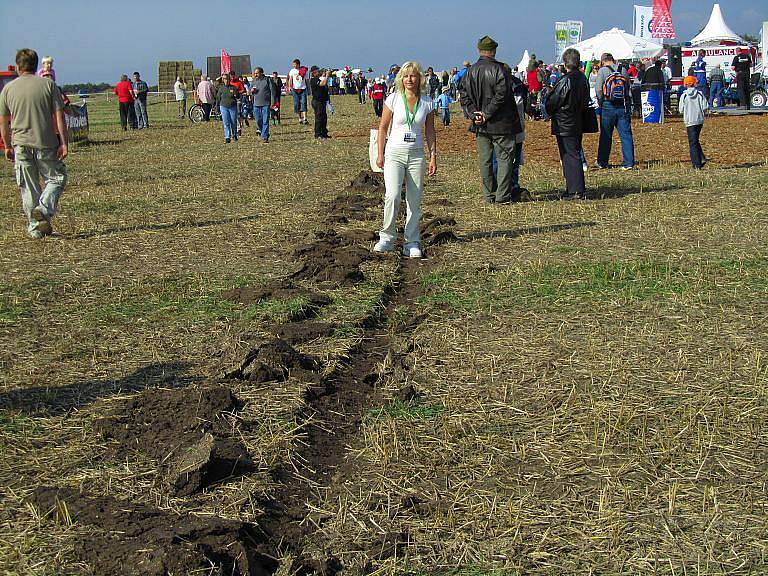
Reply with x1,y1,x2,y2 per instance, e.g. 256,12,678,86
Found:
690,4,743,46
563,28,664,61
517,50,530,72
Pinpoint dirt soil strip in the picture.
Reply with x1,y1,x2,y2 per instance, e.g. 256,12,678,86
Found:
254,173,458,573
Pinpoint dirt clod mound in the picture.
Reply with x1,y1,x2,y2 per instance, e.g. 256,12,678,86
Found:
291,230,372,284
421,216,458,245
96,386,251,494
31,487,277,576
349,170,385,192
266,322,337,344
327,193,380,222
223,285,331,316
224,338,321,383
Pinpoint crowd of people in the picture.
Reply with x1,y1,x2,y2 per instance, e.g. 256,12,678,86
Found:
0,42,760,246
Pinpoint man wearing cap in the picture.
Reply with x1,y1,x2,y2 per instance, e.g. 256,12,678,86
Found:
458,35,523,204
250,68,276,143
309,66,331,139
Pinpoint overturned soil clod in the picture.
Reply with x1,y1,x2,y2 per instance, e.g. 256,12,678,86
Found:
30,486,278,576
223,285,331,313
266,322,337,344
223,338,321,383
421,216,459,246
96,385,252,495
291,229,373,284
348,170,385,193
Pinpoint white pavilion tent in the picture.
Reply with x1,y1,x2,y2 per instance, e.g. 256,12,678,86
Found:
517,50,530,72
690,4,743,46
563,28,664,61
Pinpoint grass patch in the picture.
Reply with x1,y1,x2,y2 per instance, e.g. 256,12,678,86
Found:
366,399,445,423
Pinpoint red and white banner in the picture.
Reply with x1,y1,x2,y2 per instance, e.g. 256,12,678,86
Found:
221,50,231,75
651,0,676,39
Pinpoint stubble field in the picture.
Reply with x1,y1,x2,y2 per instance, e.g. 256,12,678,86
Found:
0,93,767,576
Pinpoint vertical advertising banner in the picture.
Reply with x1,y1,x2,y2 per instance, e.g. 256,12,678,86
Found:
567,21,583,45
642,90,664,124
651,0,676,39
634,5,655,40
555,22,569,61
221,50,231,75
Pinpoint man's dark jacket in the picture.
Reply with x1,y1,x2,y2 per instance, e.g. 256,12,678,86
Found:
641,65,665,90
545,70,590,136
459,56,522,136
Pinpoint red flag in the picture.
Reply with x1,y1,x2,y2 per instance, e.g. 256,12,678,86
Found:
651,0,676,39
221,49,231,75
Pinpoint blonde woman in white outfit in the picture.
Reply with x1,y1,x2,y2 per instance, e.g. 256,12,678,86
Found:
374,61,437,259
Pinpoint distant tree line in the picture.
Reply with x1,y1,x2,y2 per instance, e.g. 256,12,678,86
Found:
61,82,160,94
60,82,112,94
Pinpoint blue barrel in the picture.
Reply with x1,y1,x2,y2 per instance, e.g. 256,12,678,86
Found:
642,89,664,124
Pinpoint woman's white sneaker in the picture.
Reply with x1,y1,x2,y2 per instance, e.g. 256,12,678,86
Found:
403,244,422,258
373,239,395,253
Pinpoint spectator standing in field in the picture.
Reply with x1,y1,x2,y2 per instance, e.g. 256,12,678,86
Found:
731,48,753,110
250,68,275,143
174,77,187,118
526,63,543,118
371,77,386,117
509,70,528,198
693,49,708,98
708,64,725,108
37,56,55,80
374,61,437,259
679,75,708,169
114,74,137,130
287,59,309,124
435,86,452,126
196,74,215,121
356,72,368,104
595,53,635,170
132,72,149,129
0,49,68,239
449,66,460,98
271,72,283,124
458,35,523,204
425,67,440,99
309,66,331,140
546,48,593,200
215,73,239,143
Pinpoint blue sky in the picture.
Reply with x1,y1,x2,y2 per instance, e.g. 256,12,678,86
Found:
1,0,764,84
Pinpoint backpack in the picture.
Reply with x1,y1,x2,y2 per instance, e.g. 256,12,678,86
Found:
603,70,628,104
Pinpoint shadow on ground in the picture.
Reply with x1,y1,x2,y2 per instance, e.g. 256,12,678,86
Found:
65,214,260,240
0,361,200,415
461,221,596,241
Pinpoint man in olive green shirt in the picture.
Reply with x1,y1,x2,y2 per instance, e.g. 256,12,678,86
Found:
0,48,68,238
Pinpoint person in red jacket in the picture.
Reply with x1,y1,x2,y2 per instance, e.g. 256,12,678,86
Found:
371,77,386,117
526,64,543,119
114,74,137,130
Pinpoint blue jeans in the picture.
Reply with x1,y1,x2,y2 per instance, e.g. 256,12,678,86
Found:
134,97,148,128
686,124,705,168
254,105,270,140
220,105,237,140
597,101,635,168
292,89,307,113
709,81,723,107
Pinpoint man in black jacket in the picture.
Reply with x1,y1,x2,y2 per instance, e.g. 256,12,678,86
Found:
459,35,523,203
546,47,591,200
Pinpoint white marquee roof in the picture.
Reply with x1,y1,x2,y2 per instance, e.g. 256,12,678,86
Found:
691,4,743,46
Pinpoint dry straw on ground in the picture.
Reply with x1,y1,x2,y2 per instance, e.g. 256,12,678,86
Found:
1,93,766,575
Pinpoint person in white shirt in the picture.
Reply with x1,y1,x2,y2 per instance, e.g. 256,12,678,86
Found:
285,59,308,124
174,77,187,118
196,75,215,121
374,61,437,259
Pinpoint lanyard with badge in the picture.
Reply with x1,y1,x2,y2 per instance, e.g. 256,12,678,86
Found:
402,93,419,143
